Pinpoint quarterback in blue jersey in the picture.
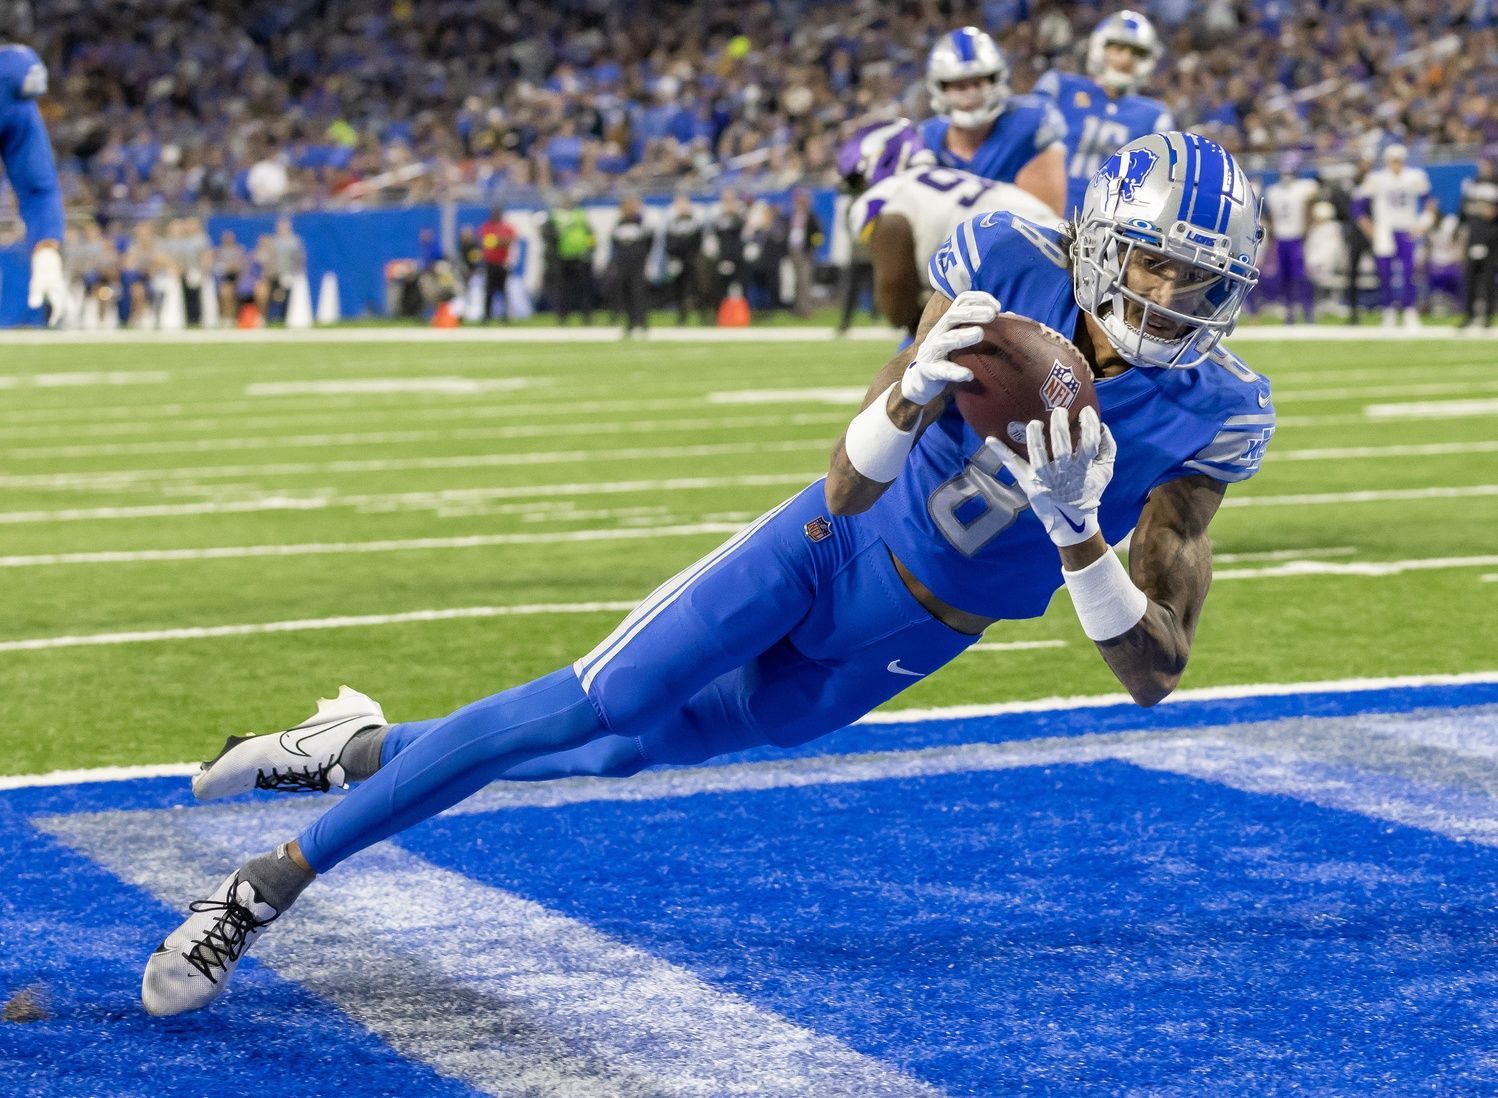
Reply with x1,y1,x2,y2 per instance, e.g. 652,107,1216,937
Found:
1035,11,1174,219
917,27,1068,216
142,132,1271,1017
0,43,66,323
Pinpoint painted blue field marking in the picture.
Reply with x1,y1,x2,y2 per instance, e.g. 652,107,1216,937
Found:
6,682,1498,1097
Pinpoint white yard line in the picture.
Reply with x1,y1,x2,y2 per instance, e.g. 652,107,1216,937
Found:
0,601,639,653
1364,398,1498,419
4,478,1494,527
0,440,830,492
1212,546,1357,563
1272,379,1498,402
0,370,171,387
1214,554,1498,579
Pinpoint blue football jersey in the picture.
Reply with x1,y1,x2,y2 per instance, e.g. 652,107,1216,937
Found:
865,211,1273,620
0,43,63,245
1033,70,1173,218
918,94,1066,184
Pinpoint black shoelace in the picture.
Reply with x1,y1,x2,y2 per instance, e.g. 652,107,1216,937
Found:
255,765,332,792
184,890,274,983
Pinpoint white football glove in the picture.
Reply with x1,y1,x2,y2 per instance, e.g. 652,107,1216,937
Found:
984,405,1116,547
901,289,1001,406
28,245,67,326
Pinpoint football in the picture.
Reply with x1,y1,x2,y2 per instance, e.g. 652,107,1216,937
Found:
950,313,1099,461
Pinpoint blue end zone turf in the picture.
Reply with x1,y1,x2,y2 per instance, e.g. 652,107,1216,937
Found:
4,681,1498,1096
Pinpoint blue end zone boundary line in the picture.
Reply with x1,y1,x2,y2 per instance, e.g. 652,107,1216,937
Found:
5,678,1498,1097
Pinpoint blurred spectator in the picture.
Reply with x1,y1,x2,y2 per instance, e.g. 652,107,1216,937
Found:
259,216,306,324
1323,159,1375,324
214,229,248,326
707,191,746,313
608,194,651,337
742,199,786,312
549,194,596,324
663,194,704,324
163,216,211,326
1459,158,1498,328
785,189,825,317
478,206,517,323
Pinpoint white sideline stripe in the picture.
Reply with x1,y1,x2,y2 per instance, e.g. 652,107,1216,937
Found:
7,670,1498,791
968,640,1066,652
245,378,534,396
0,522,752,568
1215,554,1498,579
0,602,638,653
44,814,944,1098
1364,398,1498,419
1,323,1495,345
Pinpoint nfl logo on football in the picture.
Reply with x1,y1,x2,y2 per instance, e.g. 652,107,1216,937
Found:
1040,360,1081,411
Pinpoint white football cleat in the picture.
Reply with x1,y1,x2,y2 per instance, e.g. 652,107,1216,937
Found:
142,871,280,1017
192,685,385,801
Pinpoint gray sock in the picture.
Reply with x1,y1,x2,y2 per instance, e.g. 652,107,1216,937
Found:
339,724,390,782
239,844,315,914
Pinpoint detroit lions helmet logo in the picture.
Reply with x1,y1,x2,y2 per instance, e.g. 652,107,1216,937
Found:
1098,147,1159,202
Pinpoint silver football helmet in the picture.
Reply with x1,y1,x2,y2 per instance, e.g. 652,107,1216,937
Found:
1073,132,1262,370
926,28,1009,130
1085,10,1162,95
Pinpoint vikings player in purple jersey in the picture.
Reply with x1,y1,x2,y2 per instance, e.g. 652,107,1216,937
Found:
917,27,1068,217
143,133,1271,1018
1034,10,1173,219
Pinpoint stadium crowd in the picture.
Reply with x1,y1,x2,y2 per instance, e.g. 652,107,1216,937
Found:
16,0,1498,216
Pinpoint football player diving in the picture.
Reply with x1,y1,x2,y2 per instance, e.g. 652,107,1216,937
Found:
1034,10,1174,219
0,42,66,324
143,133,1273,1018
917,27,1068,217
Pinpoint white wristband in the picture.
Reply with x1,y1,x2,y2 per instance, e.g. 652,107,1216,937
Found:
844,383,916,483
1062,548,1149,642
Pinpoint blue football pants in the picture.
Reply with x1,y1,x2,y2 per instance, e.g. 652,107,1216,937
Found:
297,480,981,872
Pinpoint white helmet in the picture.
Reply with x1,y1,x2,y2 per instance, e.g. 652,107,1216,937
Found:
1073,132,1262,370
926,28,1009,130
1085,10,1162,95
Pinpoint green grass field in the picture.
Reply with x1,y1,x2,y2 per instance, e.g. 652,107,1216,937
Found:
3,333,1495,777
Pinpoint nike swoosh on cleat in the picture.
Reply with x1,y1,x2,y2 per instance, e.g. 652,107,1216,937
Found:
887,660,924,677
278,714,371,758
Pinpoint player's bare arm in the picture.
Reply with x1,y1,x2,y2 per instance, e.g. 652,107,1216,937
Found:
869,213,923,334
827,289,999,515
1068,473,1223,706
1014,144,1068,217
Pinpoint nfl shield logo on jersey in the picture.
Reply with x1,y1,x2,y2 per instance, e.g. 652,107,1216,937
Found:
1040,360,1082,411
804,516,832,543
1099,147,1158,203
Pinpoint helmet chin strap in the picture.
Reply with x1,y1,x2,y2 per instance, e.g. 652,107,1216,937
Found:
947,104,1001,129
1097,66,1137,94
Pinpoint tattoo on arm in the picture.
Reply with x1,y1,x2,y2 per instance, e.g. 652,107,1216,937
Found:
1096,475,1225,704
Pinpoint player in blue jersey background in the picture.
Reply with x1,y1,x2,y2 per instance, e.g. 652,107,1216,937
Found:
1034,11,1174,219
917,27,1068,217
0,42,66,324
143,132,1272,1017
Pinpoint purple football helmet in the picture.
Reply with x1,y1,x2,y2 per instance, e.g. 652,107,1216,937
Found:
837,119,927,192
